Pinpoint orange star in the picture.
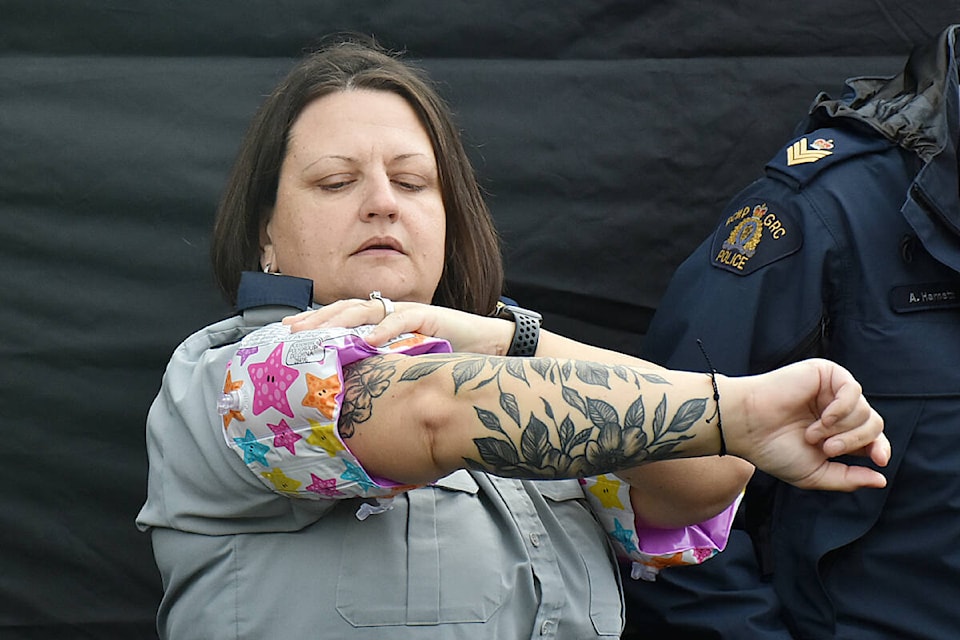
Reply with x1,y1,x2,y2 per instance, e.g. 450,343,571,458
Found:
384,483,422,497
386,333,428,350
646,552,687,570
302,372,341,420
221,371,245,430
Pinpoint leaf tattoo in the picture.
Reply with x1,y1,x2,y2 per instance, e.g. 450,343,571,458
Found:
341,353,708,480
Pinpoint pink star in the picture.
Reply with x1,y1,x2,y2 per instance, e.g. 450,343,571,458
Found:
248,344,299,417
693,547,716,563
268,418,303,455
306,473,345,498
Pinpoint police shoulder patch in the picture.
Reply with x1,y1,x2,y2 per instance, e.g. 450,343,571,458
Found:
710,198,802,276
766,127,892,189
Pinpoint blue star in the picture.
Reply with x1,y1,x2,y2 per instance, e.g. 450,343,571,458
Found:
234,429,270,466
609,518,638,554
340,459,375,492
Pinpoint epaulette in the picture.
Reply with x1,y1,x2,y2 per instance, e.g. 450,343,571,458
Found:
765,127,893,190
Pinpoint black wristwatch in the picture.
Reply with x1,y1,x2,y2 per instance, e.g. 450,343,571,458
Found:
496,302,542,357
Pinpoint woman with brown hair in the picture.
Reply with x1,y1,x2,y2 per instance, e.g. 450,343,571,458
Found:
137,35,887,639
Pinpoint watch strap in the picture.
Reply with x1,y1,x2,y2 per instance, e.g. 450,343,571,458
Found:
497,303,541,357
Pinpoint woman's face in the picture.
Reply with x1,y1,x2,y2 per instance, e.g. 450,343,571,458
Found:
262,89,446,305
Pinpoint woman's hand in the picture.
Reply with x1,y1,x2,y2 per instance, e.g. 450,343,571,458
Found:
283,298,514,355
724,359,890,492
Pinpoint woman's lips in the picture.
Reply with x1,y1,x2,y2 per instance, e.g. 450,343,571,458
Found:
353,237,405,255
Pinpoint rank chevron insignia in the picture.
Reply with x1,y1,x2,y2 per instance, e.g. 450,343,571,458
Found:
786,137,834,166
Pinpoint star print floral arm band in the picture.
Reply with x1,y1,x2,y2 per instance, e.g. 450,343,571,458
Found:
218,322,452,505
580,475,742,580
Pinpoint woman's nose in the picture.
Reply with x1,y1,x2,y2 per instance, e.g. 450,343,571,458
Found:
361,174,400,221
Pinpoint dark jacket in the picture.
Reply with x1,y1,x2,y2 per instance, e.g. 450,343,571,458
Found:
624,25,960,640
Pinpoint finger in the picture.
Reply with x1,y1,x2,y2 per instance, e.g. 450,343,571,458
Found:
285,299,382,332
363,308,438,346
819,406,884,457
806,386,871,445
282,308,323,325
868,433,892,467
825,432,891,468
795,460,888,492
282,299,359,326
282,311,308,324
816,370,863,429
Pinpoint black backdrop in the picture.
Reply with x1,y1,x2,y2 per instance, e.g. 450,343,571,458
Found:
2,3,957,638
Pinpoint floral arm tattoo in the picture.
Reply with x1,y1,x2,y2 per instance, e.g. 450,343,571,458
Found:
338,352,715,481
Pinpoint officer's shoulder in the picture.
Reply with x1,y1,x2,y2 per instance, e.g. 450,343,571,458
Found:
764,126,894,189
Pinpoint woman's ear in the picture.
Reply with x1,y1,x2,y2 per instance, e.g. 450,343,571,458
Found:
259,216,277,273
260,243,277,274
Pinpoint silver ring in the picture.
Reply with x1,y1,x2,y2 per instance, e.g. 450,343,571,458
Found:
369,290,395,318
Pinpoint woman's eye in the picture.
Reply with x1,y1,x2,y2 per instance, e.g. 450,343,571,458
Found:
393,176,427,192
318,178,352,191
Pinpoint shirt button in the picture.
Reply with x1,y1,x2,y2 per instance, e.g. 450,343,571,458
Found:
540,619,553,635
529,532,541,547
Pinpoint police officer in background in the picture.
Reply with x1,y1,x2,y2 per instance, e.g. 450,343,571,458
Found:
622,24,960,640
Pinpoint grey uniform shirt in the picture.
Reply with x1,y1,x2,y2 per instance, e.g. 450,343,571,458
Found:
137,308,625,639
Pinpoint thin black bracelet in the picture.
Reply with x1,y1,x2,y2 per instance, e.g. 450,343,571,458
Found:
696,339,726,457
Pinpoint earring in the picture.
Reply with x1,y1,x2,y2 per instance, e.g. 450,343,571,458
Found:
262,262,272,274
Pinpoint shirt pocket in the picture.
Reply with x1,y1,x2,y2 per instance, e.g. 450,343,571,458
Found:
532,478,586,501
336,471,506,627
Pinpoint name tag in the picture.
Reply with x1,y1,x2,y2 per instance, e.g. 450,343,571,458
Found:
889,282,960,313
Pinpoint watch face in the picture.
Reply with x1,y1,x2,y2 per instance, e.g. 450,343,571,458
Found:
501,304,542,321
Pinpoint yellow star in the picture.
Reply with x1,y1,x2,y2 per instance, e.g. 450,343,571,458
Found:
587,474,624,509
221,371,245,430
305,419,346,457
302,372,341,420
261,468,302,494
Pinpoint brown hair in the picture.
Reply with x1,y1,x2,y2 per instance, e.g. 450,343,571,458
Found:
211,35,504,315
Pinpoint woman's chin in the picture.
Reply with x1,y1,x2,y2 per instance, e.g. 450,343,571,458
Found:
315,282,435,306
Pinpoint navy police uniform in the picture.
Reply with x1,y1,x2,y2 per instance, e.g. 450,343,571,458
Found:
623,25,960,640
